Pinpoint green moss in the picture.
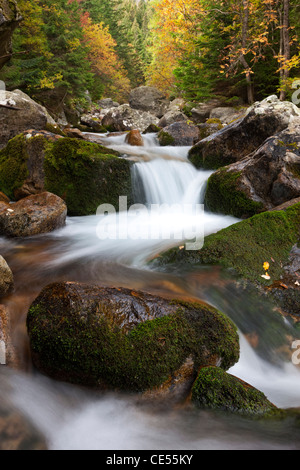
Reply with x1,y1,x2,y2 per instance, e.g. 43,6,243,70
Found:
158,130,175,146
204,168,265,218
44,138,133,216
0,134,29,199
26,287,239,391
44,123,67,137
189,144,233,170
191,366,276,416
152,202,300,285
206,118,223,128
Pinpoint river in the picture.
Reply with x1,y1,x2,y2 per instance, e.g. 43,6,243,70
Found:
1,132,300,450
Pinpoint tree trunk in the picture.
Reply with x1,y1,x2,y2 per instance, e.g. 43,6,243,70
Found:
240,0,254,104
279,0,290,101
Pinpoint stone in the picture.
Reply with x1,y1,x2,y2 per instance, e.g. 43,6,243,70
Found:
0,134,133,216
204,118,300,218
189,95,300,170
158,121,200,146
0,0,22,70
0,256,13,297
158,109,189,128
191,366,277,416
101,104,160,133
189,99,224,124
26,282,239,391
129,86,170,118
209,106,246,125
0,192,67,237
0,89,56,149
98,98,119,108
125,129,144,146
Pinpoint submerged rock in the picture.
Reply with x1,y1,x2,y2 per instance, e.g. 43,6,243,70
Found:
0,134,133,216
191,366,277,416
26,283,240,392
204,118,300,218
189,95,300,170
0,192,67,237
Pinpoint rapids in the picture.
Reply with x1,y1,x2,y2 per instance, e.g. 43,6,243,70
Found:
1,132,300,450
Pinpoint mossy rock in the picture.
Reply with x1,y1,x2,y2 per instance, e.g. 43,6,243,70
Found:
191,366,277,416
204,168,265,219
157,130,175,146
0,134,133,216
44,137,133,216
26,283,240,391
151,202,300,285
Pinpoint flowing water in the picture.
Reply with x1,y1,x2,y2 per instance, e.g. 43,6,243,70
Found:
1,132,300,450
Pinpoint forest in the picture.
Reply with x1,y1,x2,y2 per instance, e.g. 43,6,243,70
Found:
1,0,299,115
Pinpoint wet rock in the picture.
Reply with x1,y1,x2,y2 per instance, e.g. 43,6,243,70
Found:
129,86,170,118
0,256,13,297
0,134,133,216
102,104,160,133
191,366,277,416
26,283,239,391
125,129,144,146
0,304,19,368
204,117,300,218
158,121,200,146
0,89,56,149
0,0,22,70
189,95,300,170
0,192,67,237
152,201,300,288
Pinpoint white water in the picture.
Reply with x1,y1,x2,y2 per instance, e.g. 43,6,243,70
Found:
2,132,300,450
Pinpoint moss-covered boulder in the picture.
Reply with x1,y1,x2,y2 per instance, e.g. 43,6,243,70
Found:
191,366,277,416
151,202,300,286
188,95,300,170
26,283,239,392
0,133,133,216
204,118,300,219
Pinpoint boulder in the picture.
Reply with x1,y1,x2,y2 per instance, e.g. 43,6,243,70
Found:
0,134,133,216
191,366,277,416
158,109,189,128
98,98,119,109
102,104,160,133
209,106,246,125
204,118,300,218
0,0,22,70
189,95,300,170
158,121,200,146
151,201,300,287
0,192,67,237
189,99,224,124
129,86,170,118
125,129,144,146
26,282,239,391
0,256,13,297
0,89,56,149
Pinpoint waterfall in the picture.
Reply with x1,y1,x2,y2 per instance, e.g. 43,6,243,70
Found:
48,133,239,267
